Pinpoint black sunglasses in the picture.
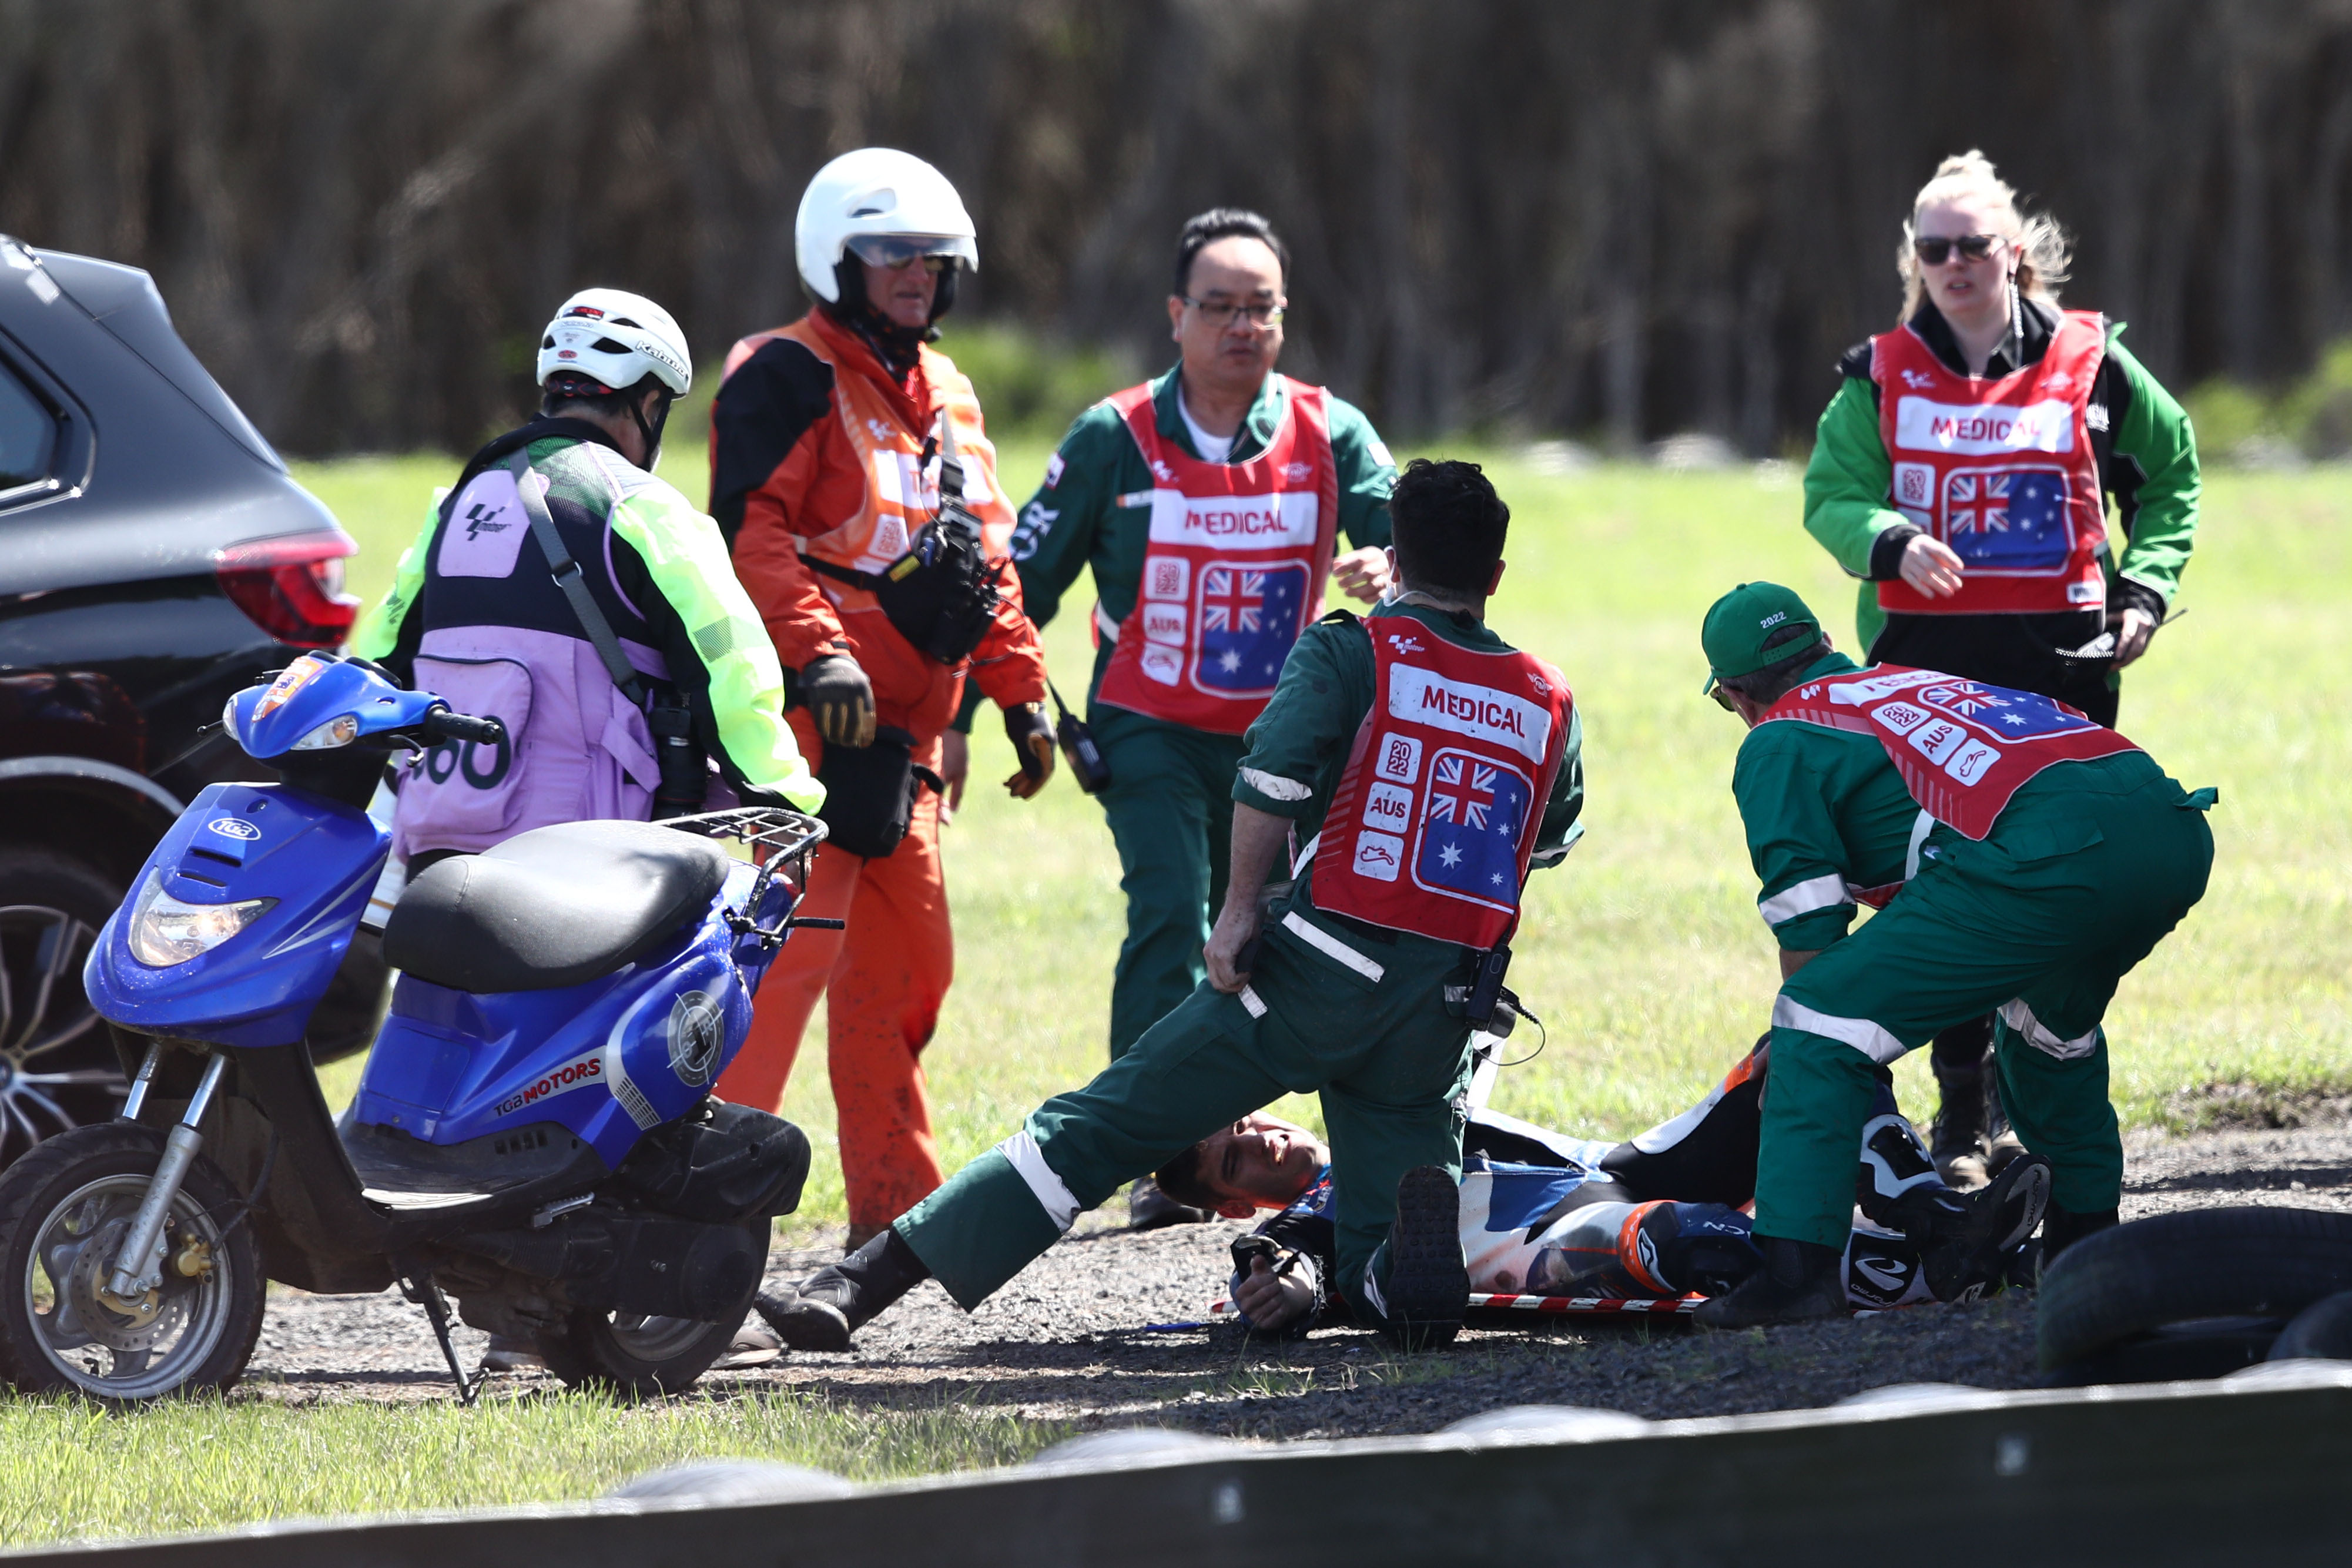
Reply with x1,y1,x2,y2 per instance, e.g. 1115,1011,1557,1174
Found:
1914,234,2002,266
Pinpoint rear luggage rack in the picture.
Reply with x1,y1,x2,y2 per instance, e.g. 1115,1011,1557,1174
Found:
660,808,832,948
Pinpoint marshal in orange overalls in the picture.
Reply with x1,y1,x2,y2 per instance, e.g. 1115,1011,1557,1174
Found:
709,307,1048,1234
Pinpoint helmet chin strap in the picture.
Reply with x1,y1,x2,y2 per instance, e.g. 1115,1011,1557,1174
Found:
631,390,672,469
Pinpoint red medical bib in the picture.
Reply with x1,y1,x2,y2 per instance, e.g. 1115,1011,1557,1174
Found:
1873,310,2109,617
1092,378,1339,734
1314,617,1573,948
1762,664,2139,840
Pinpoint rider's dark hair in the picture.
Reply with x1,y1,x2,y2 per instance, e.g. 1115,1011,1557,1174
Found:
1717,624,1830,706
541,371,677,456
1389,458,1509,597
540,371,671,421
1153,1142,1222,1212
1174,208,1289,297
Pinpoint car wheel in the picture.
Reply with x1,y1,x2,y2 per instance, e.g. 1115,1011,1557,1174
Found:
0,849,129,1166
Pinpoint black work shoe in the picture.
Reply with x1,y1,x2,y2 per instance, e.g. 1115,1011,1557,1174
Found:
1899,1153,2053,1302
1378,1165,1469,1351
755,1227,930,1352
1693,1236,1847,1329
1127,1176,1209,1231
1929,1076,1991,1190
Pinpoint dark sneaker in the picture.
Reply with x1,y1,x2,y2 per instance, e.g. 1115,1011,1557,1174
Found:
1379,1165,1469,1351
1127,1176,1209,1231
1693,1237,1848,1329
1903,1153,2052,1302
755,1227,930,1352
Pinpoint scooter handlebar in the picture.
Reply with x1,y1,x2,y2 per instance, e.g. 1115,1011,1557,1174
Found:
421,708,505,746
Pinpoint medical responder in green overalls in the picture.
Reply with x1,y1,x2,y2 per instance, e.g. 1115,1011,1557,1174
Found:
1691,582,2214,1328
1007,209,1399,1228
758,458,1583,1349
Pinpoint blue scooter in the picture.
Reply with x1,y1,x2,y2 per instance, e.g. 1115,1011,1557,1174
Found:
0,652,829,1403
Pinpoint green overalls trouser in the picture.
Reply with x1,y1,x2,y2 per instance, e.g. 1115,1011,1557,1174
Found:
1758,751,2216,1248
1091,703,1246,1060
898,900,1473,1320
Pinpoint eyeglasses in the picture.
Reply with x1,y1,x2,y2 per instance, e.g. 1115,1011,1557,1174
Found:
1912,233,2003,267
846,234,959,272
1181,296,1285,329
1706,681,1737,712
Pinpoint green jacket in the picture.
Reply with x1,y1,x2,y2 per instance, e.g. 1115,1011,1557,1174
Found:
354,431,822,813
1730,651,1932,951
1803,313,2199,651
1234,604,1584,989
1010,364,1398,702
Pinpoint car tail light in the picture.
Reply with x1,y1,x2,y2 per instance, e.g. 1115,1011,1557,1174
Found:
215,530,361,649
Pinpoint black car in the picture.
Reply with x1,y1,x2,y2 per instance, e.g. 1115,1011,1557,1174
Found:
0,236,389,1163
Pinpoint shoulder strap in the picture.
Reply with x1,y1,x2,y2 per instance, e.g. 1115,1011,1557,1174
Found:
505,449,646,704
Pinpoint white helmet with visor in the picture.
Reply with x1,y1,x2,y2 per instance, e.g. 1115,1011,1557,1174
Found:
794,148,979,304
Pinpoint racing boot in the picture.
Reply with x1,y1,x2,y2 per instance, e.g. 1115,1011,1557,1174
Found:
754,1227,930,1352
1375,1165,1470,1351
1928,1018,1996,1190
1892,1152,2053,1302
2038,1204,2119,1271
1692,1237,1847,1329
1127,1175,1209,1231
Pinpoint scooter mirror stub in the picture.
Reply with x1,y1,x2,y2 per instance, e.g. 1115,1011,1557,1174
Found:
86,780,389,1049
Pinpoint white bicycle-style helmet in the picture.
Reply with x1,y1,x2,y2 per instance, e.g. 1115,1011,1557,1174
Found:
794,148,978,307
535,288,693,397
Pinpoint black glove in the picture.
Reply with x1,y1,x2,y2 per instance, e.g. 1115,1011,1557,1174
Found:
800,654,876,749
1002,701,1055,799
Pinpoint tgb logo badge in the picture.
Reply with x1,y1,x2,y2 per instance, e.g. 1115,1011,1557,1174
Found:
666,990,726,1087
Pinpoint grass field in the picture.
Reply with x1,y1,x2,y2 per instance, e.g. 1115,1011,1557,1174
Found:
2,444,2333,1549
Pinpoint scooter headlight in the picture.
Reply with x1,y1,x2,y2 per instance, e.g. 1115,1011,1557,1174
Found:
291,713,360,750
127,876,277,968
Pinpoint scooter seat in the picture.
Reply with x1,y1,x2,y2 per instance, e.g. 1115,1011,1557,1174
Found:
384,821,733,993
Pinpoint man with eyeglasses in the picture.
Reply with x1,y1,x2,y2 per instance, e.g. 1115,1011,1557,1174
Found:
1801,151,2200,1192
1008,209,1400,1229
708,148,1054,1267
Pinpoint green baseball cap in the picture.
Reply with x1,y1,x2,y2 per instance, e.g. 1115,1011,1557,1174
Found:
1700,582,1822,692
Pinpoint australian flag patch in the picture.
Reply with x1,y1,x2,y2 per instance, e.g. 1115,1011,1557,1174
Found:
1196,561,1306,692
1413,749,1533,907
1944,467,2070,568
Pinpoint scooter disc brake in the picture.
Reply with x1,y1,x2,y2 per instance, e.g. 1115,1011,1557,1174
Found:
61,1218,184,1351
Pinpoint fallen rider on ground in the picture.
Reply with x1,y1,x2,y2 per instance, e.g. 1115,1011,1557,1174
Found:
1152,1040,2052,1336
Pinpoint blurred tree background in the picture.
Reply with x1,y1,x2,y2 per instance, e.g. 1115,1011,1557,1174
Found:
6,0,2352,456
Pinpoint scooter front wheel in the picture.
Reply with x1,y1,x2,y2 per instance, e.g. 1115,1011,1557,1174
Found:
0,1123,264,1403
536,1219,769,1398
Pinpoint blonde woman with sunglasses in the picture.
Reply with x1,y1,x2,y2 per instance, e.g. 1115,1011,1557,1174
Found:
1798,150,2200,1196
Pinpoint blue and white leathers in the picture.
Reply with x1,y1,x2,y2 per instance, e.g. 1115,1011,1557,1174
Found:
83,654,793,1170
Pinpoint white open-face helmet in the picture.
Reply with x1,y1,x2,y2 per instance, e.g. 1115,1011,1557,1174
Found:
535,289,692,397
794,148,979,304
